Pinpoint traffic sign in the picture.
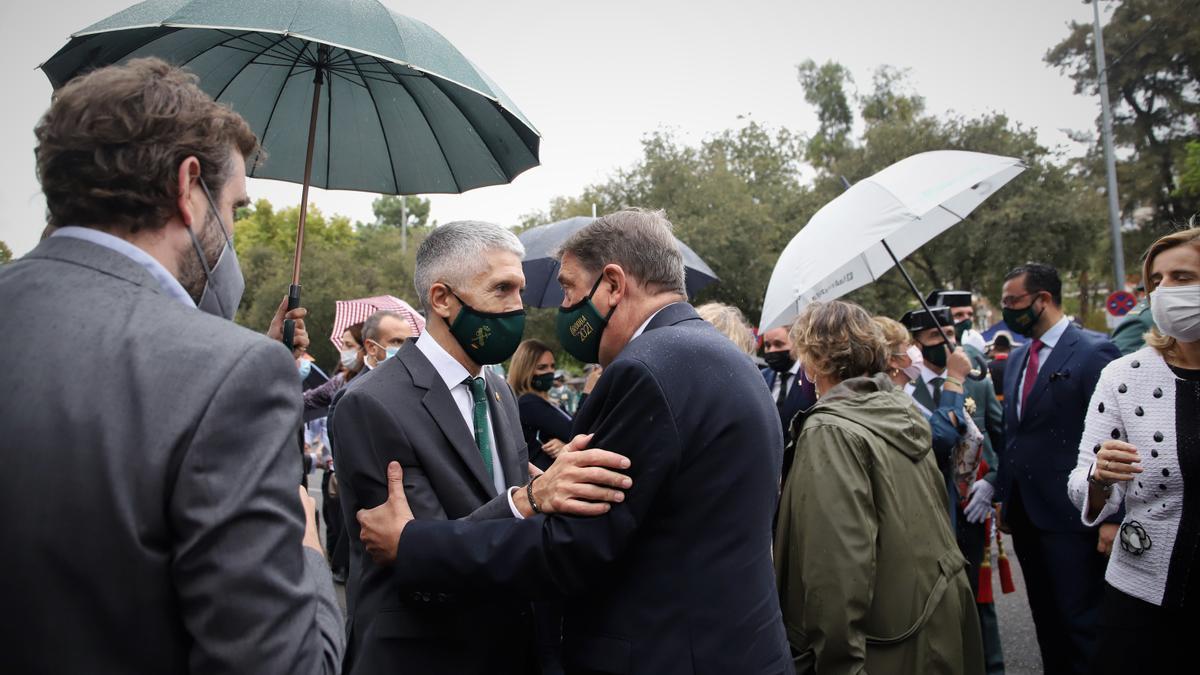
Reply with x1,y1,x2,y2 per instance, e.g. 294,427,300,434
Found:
1106,291,1138,317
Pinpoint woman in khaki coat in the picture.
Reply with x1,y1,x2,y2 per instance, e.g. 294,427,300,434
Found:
774,300,984,675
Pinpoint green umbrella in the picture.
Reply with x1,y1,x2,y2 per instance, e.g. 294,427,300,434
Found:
42,0,541,346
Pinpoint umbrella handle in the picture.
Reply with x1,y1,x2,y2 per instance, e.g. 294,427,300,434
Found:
283,283,302,351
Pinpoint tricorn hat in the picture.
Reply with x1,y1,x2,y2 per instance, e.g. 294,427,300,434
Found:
900,306,953,333
924,289,973,308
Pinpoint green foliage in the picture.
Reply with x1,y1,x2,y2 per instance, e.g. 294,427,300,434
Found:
1045,0,1200,234
797,60,855,169
371,195,432,229
1177,140,1200,199
0,241,11,264
232,200,425,370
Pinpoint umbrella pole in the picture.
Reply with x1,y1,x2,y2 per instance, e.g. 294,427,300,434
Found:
283,45,329,351
839,176,956,354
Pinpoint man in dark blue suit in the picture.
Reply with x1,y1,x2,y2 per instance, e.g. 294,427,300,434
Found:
996,263,1120,675
760,324,818,439
355,210,792,675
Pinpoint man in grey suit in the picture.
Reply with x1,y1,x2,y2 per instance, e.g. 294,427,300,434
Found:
0,58,342,673
333,221,632,675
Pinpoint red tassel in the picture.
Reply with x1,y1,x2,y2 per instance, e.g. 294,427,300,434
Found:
977,553,994,603
995,521,1016,594
998,552,1016,594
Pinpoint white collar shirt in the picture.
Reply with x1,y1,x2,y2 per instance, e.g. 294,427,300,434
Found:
630,302,681,342
1015,315,1071,416
415,332,505,495
770,359,803,401
51,226,195,308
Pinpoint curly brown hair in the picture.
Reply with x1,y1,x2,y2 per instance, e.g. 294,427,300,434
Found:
35,57,259,234
789,300,889,382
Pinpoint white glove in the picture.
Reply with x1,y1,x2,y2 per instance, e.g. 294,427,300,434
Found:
964,479,995,524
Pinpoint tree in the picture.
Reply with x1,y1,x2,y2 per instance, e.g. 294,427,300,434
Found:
232,199,426,369
0,241,11,264
371,195,432,229
1046,0,1200,236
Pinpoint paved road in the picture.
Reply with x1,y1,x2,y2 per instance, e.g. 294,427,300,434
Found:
310,472,1045,673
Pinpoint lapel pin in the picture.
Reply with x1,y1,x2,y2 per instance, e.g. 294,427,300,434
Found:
494,392,500,402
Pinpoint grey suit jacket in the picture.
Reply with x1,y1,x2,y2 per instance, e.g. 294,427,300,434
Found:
0,236,343,674
331,339,532,675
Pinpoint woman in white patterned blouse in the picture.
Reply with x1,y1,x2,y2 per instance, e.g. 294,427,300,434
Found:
1067,226,1200,674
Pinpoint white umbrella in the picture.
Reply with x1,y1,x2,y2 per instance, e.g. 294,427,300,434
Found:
759,150,1026,332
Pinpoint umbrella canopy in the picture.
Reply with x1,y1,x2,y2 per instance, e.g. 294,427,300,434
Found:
517,216,719,308
41,0,540,195
759,151,1025,331
331,295,425,350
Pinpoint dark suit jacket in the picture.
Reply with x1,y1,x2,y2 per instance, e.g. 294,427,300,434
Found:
331,339,533,675
387,303,793,675
0,236,342,673
996,322,1121,532
761,367,818,438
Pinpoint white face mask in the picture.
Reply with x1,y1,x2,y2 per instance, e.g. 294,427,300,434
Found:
901,344,924,381
339,348,360,370
1151,284,1200,342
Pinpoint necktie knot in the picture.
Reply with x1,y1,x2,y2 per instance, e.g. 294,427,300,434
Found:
1030,338,1045,353
465,376,487,401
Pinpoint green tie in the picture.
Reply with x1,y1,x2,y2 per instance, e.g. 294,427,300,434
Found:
465,376,495,481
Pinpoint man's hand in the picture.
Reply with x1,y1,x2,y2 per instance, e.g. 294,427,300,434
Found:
1098,522,1118,557
299,486,324,555
963,479,995,524
946,347,972,383
267,295,309,355
542,438,567,458
356,461,414,565
512,434,632,517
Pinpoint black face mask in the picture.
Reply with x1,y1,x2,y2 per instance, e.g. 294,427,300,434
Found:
921,342,949,369
763,350,795,373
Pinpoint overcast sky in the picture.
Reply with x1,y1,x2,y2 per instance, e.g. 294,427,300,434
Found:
0,0,1105,257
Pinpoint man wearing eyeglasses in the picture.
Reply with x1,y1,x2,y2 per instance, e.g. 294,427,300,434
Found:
994,263,1121,675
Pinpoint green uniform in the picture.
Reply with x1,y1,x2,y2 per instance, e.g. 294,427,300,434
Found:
1110,300,1155,356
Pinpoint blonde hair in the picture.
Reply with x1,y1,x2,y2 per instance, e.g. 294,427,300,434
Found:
1142,226,1200,356
696,302,757,356
873,316,911,355
790,301,888,383
507,339,553,397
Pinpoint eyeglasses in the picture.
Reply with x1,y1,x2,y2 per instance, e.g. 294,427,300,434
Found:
1000,291,1039,309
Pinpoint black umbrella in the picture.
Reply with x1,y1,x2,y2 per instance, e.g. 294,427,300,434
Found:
518,216,718,308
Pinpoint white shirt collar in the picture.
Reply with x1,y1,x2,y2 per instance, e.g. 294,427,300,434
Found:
1038,315,1071,348
788,359,802,376
416,331,474,390
919,362,945,384
51,226,195,308
631,302,682,342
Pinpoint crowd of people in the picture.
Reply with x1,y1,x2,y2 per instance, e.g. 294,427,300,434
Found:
2,57,1199,675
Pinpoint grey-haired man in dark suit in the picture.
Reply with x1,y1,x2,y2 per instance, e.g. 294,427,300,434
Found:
332,221,631,675
0,58,342,673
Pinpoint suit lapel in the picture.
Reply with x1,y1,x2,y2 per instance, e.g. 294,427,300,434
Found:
401,344,497,498
910,374,937,411
484,370,524,488
1023,324,1079,417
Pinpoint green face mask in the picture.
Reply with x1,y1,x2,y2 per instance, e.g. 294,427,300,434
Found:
953,318,972,343
921,341,949,369
556,276,616,364
531,372,556,392
1002,298,1043,338
447,290,526,365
